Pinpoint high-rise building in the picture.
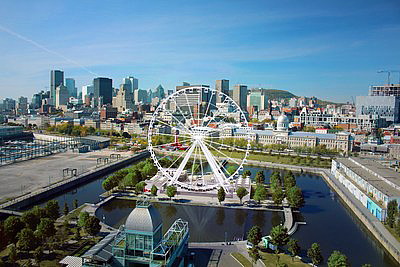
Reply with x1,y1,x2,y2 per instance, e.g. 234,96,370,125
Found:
65,78,77,98
356,95,400,124
94,77,113,106
112,84,134,112
134,89,148,104
155,85,165,99
122,76,138,93
369,84,400,96
16,97,28,115
215,79,229,103
247,89,268,114
50,70,64,105
82,85,94,102
233,84,248,110
55,85,69,108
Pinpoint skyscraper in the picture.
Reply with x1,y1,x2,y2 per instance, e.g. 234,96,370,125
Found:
65,78,77,98
50,70,64,105
233,84,248,110
94,77,113,106
55,85,69,108
122,76,138,93
215,79,229,103
82,85,94,102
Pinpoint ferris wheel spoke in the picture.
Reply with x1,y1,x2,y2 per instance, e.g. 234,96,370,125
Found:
166,147,192,170
202,141,242,166
184,92,196,127
151,132,191,138
203,138,245,151
201,92,215,126
204,98,230,128
154,118,192,135
198,145,205,181
172,97,192,127
163,110,193,134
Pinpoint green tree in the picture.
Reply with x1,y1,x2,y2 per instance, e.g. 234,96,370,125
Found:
0,222,8,250
142,163,158,178
284,171,296,188
21,209,40,230
253,185,267,203
217,187,226,204
396,220,400,237
236,187,249,204
248,247,261,264
31,205,46,219
78,211,90,227
74,227,81,240
269,225,289,251
17,228,37,251
63,202,69,216
4,216,24,243
286,186,305,208
328,250,349,267
243,170,252,177
135,181,147,194
387,200,398,228
307,243,323,266
33,246,43,264
255,171,265,184
8,244,17,265
227,166,237,176
151,185,158,196
73,199,79,210
166,185,177,200
102,178,114,191
84,216,101,236
287,238,300,261
35,218,56,241
272,185,285,205
44,200,60,220
247,226,262,246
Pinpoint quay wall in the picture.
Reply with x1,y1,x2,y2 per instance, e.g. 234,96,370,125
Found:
2,151,150,211
319,170,400,263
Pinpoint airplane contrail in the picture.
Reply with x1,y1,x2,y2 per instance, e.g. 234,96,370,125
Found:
0,24,99,76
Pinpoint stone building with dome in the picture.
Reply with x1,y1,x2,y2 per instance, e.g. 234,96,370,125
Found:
229,113,352,151
78,200,189,267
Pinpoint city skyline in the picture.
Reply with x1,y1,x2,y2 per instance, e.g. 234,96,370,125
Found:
0,0,399,101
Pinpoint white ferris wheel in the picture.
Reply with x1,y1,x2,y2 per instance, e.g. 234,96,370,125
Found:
148,86,251,193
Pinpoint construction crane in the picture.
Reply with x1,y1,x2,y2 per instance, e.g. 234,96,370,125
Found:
377,70,400,84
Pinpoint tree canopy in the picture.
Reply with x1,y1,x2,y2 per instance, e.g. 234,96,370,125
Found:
236,187,249,204
327,251,349,267
307,243,323,266
247,226,262,246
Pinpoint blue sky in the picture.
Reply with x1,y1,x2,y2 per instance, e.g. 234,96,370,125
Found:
0,0,399,102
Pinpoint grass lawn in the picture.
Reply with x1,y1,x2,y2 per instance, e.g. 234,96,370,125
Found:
260,252,308,267
231,252,252,267
211,149,331,168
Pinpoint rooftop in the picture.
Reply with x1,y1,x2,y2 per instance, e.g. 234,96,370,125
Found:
336,157,400,197
125,202,162,232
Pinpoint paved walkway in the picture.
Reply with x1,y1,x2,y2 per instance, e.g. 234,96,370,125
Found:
321,169,400,261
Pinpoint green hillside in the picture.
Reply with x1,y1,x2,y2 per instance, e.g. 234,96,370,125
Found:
263,89,297,99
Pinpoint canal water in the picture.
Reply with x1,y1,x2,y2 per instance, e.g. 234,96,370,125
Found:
11,163,399,266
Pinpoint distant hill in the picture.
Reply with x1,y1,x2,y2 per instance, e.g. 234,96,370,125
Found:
262,89,342,105
263,89,297,100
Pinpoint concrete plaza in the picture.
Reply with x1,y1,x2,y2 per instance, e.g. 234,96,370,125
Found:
0,149,132,203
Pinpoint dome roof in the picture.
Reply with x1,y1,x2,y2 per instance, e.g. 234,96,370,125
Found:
125,202,162,232
277,114,289,124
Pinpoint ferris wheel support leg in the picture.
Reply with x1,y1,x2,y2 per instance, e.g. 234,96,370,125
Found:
198,141,230,193
168,142,197,186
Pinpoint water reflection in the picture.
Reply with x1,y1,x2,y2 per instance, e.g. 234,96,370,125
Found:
96,199,283,243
